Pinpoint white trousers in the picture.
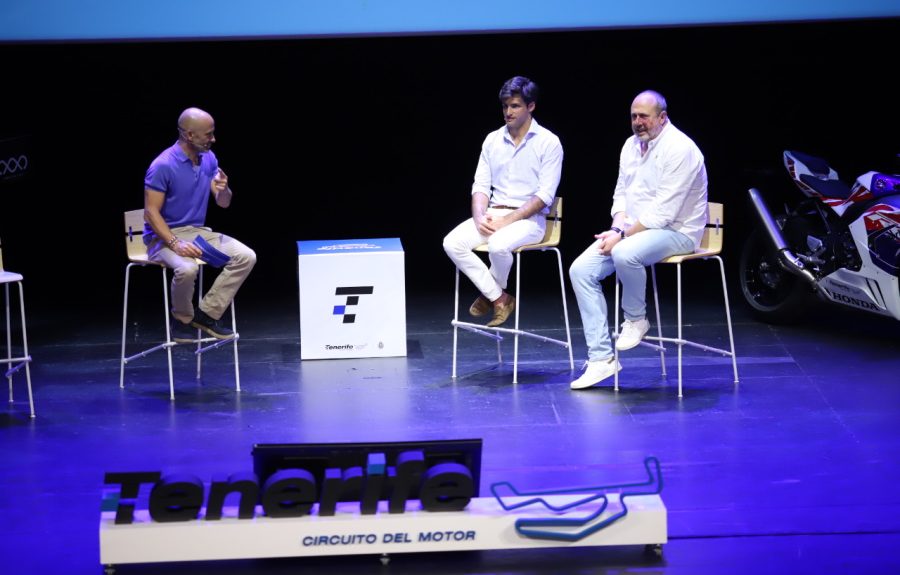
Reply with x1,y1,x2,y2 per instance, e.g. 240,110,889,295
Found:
442,208,545,301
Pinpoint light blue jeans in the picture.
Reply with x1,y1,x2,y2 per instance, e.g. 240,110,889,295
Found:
569,229,694,361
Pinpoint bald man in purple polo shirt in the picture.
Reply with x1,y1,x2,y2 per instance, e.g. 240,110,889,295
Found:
143,107,256,342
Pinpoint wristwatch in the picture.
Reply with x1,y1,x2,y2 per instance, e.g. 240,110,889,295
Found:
610,226,625,239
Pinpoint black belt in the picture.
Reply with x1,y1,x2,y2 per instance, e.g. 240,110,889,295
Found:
490,205,517,210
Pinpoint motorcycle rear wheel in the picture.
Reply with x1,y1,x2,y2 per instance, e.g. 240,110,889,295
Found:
739,229,812,323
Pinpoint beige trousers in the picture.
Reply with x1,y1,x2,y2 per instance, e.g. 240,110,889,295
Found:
147,226,256,323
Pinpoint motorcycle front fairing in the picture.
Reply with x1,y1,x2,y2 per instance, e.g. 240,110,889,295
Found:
853,172,900,278
819,179,900,320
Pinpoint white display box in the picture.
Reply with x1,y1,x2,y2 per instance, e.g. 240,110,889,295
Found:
297,238,407,360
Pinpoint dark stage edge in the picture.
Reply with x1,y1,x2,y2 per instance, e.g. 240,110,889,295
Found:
2,290,900,574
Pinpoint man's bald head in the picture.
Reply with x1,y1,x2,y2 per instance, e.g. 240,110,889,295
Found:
177,107,217,153
630,90,669,145
632,91,667,116
177,107,214,133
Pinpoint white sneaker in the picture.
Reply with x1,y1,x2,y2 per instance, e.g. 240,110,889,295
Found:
616,318,650,351
570,357,622,390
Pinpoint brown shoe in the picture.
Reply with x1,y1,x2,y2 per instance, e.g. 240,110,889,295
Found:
468,295,491,317
486,295,516,327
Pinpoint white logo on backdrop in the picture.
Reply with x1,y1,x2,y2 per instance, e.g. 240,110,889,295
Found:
0,155,28,176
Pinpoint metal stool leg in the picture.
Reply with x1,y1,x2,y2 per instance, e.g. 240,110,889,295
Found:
613,277,620,392
196,266,204,381
231,301,240,392
676,263,684,398
512,253,521,384
4,282,34,417
650,265,666,376
5,283,12,402
162,268,175,401
119,263,132,390
452,268,460,379
553,248,574,371
716,256,740,384
16,282,34,417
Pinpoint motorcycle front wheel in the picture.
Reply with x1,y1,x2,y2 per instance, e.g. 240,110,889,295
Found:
739,229,812,323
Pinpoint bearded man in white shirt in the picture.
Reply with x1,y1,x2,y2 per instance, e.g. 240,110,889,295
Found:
569,90,708,390
443,76,564,328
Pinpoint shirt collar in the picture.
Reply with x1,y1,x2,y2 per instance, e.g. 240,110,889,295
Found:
504,117,541,143
172,141,203,165
638,121,673,152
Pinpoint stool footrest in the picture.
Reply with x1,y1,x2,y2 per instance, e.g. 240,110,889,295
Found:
644,336,733,356
123,343,172,364
193,334,240,355
629,337,667,353
3,356,32,377
452,321,504,342
452,320,570,348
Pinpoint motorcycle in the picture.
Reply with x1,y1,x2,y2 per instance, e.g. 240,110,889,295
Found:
741,150,900,323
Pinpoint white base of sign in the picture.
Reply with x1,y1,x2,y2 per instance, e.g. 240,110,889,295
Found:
100,495,666,567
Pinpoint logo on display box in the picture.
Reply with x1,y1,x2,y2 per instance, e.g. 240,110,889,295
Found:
332,286,374,324
316,243,383,251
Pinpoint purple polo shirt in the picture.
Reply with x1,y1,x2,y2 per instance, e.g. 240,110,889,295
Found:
144,142,219,236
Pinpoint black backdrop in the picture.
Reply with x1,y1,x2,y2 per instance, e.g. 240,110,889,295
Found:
1,17,897,318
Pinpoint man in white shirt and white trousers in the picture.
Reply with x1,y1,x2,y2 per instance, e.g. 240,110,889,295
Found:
443,76,564,328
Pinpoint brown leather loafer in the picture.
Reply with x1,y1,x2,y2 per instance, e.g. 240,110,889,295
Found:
486,295,516,327
469,295,491,317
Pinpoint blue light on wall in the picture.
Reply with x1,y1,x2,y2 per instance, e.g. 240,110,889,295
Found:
2,0,898,42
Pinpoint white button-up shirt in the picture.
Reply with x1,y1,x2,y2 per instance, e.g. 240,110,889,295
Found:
610,121,708,247
471,118,563,213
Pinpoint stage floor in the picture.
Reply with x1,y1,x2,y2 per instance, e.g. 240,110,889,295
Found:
3,288,900,574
